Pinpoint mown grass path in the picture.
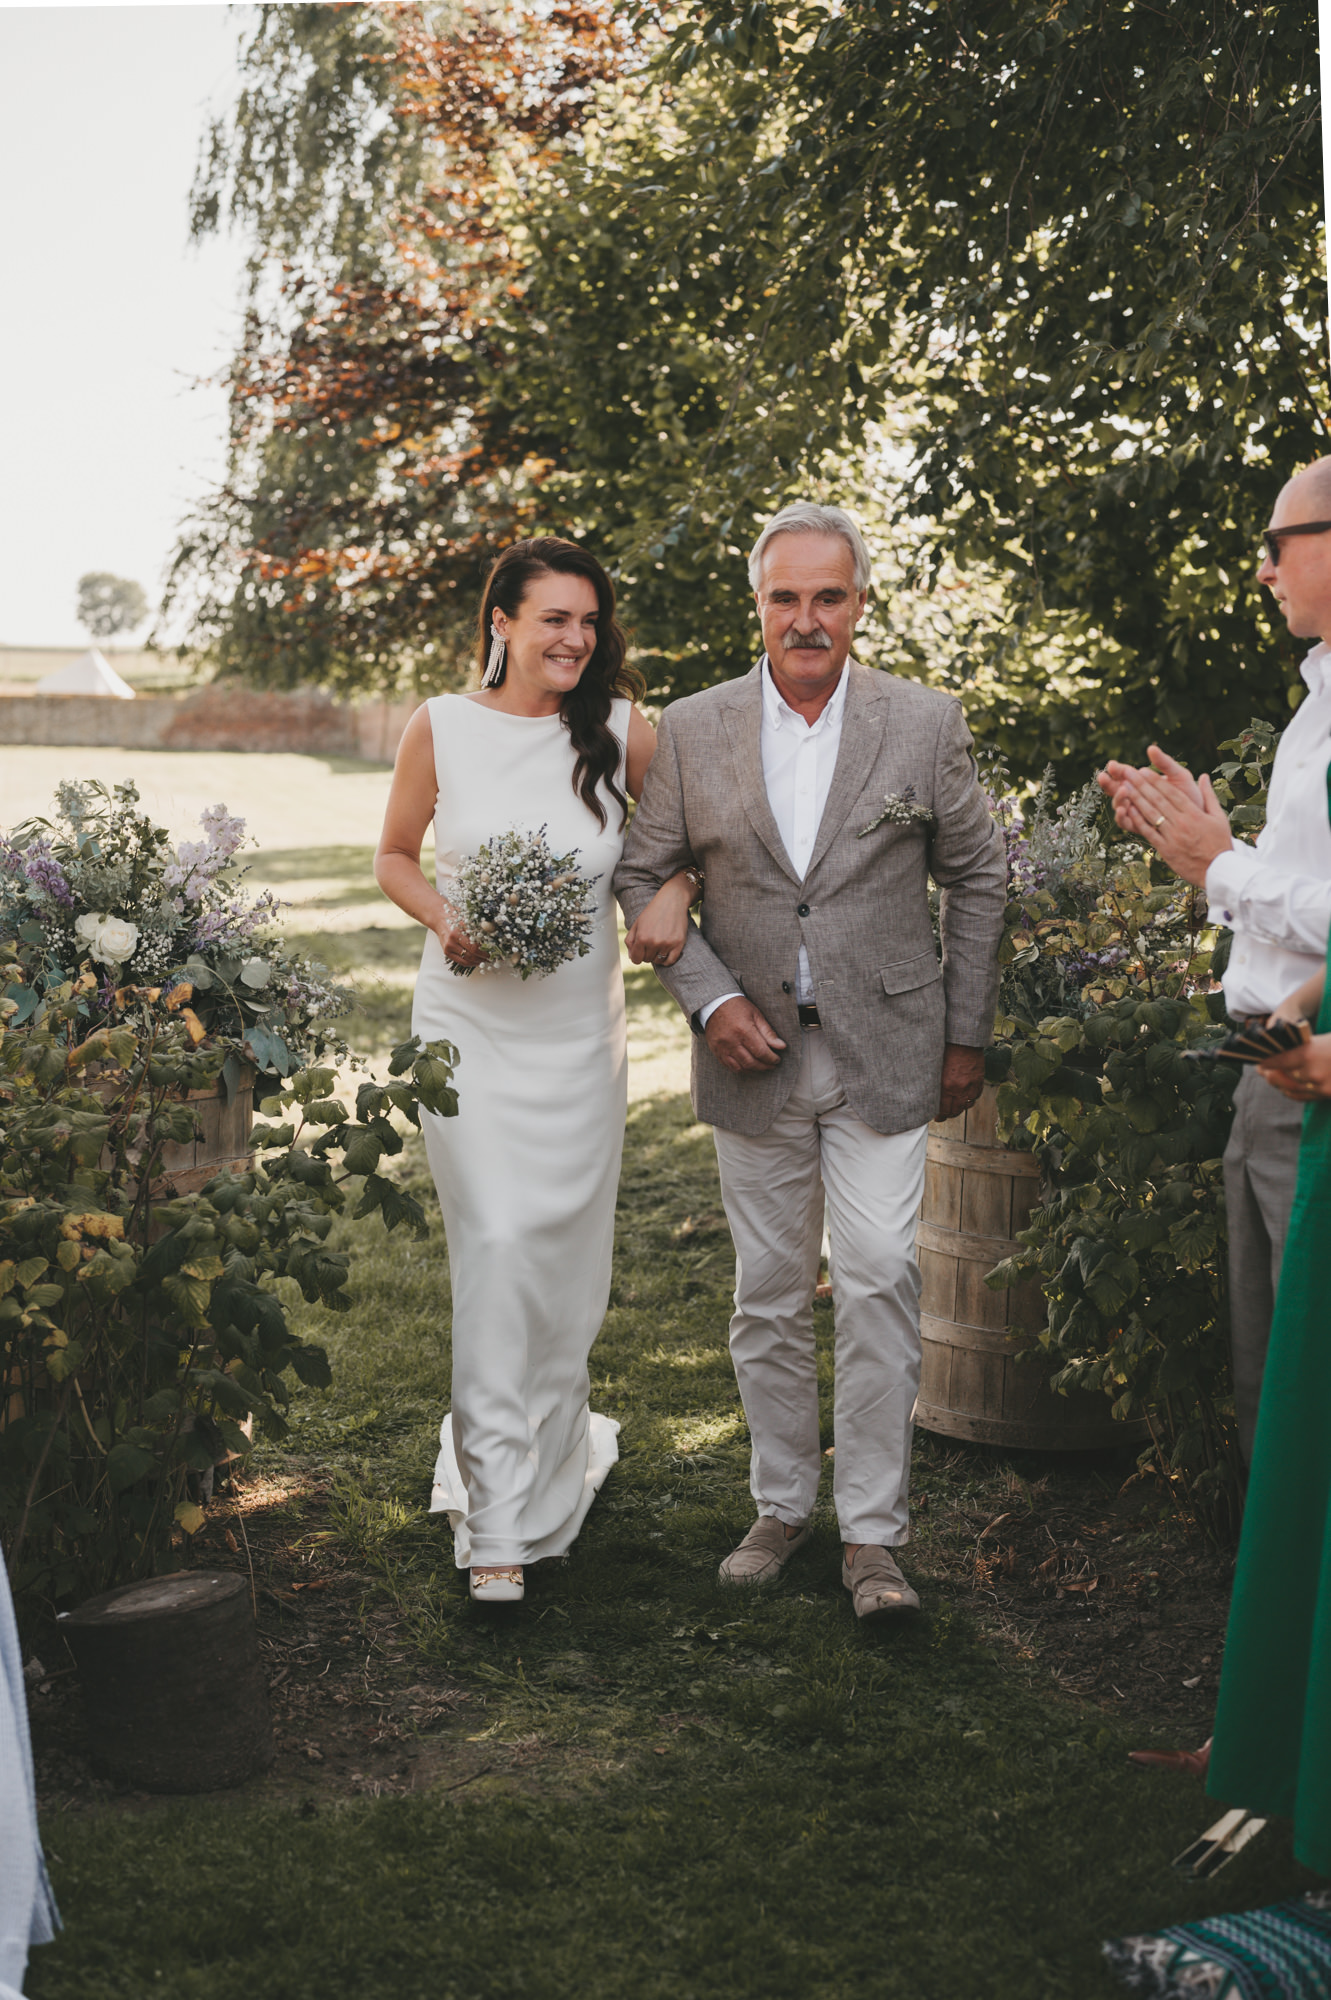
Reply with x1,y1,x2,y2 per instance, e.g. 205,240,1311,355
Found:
25,832,1313,2000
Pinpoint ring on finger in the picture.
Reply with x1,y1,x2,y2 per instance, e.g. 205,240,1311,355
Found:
1153,813,1166,830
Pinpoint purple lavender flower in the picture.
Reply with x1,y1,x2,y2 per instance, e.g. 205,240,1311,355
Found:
21,840,76,908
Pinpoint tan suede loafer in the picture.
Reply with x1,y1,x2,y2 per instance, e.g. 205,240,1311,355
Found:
842,1546,920,1619
717,1517,811,1586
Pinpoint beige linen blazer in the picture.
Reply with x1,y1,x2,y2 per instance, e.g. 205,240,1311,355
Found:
614,662,1007,1137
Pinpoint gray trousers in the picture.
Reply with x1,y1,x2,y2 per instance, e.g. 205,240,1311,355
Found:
1223,1066,1304,1462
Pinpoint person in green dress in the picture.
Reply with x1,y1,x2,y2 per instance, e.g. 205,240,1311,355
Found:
1203,896,1331,1875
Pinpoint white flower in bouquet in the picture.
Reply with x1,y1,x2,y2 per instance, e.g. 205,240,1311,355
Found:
447,826,600,980
74,911,140,965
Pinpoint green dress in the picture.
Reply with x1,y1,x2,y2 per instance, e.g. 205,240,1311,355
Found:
1208,797,1331,1877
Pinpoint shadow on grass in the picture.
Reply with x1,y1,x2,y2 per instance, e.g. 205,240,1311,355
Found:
26,1004,1317,2000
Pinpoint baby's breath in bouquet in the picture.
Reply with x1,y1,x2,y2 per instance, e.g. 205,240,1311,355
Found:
447,826,600,979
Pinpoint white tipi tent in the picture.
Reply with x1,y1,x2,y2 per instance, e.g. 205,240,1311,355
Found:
34,650,136,699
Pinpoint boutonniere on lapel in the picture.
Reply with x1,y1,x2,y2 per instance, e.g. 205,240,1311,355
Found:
858,786,936,837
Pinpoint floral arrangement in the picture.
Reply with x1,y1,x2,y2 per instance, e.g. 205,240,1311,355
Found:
0,780,347,1074
859,786,936,836
445,825,600,980
976,728,1281,1538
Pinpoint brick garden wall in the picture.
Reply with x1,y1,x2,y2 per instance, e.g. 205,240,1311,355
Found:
0,689,419,763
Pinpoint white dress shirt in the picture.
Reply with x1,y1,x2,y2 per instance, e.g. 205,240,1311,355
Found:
1205,640,1331,1015
699,655,849,1026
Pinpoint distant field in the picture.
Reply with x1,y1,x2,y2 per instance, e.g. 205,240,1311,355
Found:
0,744,399,853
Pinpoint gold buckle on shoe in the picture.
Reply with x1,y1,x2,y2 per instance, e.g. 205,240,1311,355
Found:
471,1567,523,1590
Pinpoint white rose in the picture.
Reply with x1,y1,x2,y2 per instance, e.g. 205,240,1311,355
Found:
90,916,139,965
74,912,102,946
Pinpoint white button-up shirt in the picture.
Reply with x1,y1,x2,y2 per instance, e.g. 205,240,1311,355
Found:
700,655,848,1025
1205,640,1331,1015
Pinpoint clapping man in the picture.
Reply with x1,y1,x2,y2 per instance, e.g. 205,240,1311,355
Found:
615,502,1006,1621
1099,457,1331,1466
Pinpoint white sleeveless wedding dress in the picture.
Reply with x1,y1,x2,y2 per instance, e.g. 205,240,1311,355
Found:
413,693,627,1568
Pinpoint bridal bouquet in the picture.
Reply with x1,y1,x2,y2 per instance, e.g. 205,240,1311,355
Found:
446,825,600,979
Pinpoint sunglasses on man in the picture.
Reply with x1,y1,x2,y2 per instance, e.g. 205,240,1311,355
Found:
1263,520,1331,565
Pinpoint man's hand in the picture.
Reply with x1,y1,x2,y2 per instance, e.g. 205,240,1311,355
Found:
704,997,787,1074
1113,763,1232,888
937,1043,985,1122
1098,745,1204,815
1257,1032,1331,1102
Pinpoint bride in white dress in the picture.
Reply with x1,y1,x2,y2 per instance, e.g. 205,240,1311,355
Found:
374,538,694,1603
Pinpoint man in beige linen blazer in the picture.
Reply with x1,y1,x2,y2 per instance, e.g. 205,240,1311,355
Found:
615,502,1006,1620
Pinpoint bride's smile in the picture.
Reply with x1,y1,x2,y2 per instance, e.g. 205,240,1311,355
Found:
486,571,600,714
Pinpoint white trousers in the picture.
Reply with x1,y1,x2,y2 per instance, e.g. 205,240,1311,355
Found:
712,1030,928,1547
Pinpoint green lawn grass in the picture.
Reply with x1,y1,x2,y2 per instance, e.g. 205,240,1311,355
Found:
26,837,1313,2000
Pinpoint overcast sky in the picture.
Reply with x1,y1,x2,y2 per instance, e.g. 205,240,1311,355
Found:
0,3,251,649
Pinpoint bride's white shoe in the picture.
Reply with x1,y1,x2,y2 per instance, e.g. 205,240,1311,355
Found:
469,1566,524,1604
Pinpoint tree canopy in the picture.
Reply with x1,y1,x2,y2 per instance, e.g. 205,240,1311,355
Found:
76,573,149,642
177,0,1325,777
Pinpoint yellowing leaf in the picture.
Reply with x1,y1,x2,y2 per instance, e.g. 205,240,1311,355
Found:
174,1501,206,1535
80,1214,124,1242
180,1255,224,1282
179,1006,208,1046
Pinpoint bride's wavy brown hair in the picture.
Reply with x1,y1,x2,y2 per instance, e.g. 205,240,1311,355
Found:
476,537,644,832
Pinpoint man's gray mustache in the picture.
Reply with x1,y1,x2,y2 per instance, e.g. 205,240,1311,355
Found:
782,628,833,651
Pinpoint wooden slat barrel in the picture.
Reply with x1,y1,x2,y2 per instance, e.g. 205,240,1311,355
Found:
157,1064,256,1196
914,1085,1150,1450
93,1062,255,1197
59,1571,274,1791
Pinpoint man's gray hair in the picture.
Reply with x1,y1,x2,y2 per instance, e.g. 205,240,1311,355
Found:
748,502,872,593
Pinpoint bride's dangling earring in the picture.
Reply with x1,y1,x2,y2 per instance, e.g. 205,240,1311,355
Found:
482,622,506,689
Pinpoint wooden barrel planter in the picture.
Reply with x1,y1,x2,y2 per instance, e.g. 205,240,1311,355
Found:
92,1060,255,1198
59,1571,274,1791
914,1085,1150,1451
157,1063,256,1196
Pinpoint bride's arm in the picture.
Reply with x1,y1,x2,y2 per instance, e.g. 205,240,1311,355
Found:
373,707,484,969
621,705,699,967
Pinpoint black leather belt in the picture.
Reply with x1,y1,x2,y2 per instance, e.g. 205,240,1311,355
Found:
797,1003,822,1029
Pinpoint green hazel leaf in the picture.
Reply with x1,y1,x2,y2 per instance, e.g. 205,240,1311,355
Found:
338,1126,385,1177
387,1037,422,1077
353,1173,428,1237
106,1441,159,1494
983,1254,1030,1293
252,1123,297,1150
289,1342,332,1388
302,1099,348,1126
162,1272,212,1327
